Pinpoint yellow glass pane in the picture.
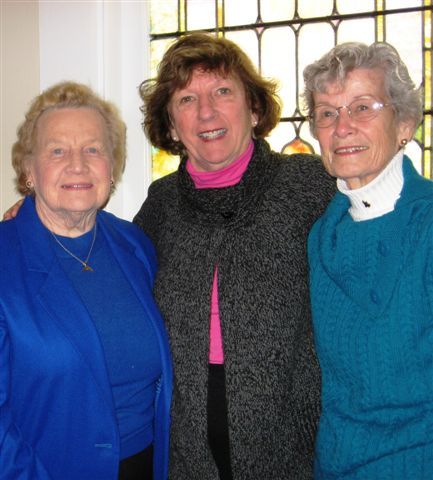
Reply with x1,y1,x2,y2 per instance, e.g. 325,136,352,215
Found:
152,148,180,181
261,27,296,118
261,0,295,23
186,0,216,31
337,18,375,44
298,0,333,18
150,0,178,34
224,0,257,26
425,114,432,148
424,50,431,109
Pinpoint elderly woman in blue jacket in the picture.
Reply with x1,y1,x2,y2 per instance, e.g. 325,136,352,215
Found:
0,81,172,480
304,42,431,478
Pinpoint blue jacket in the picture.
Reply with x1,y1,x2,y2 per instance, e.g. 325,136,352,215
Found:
308,156,433,479
0,197,172,479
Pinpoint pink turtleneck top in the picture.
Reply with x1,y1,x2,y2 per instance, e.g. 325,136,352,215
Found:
186,140,254,363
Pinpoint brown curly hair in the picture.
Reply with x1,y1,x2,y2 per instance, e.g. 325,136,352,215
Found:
139,32,281,157
12,81,126,195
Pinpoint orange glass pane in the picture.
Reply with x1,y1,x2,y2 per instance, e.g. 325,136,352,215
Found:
283,138,314,155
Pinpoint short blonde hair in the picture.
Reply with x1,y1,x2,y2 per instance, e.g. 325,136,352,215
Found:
12,81,126,195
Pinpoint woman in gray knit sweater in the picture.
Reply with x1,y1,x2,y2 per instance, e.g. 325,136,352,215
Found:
135,33,335,479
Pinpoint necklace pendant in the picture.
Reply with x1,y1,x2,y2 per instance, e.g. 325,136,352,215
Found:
82,264,93,272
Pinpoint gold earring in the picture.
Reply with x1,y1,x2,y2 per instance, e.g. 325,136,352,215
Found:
400,138,408,146
26,180,33,189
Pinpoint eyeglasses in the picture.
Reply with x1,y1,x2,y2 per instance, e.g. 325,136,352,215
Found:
310,96,393,129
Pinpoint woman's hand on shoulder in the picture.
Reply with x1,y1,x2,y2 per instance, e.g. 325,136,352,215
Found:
2,198,24,221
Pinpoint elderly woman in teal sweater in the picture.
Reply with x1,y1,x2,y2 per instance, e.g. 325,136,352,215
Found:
303,42,431,478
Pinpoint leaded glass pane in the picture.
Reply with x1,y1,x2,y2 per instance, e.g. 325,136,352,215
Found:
267,122,296,153
260,0,295,23
386,13,423,86
261,27,296,118
225,0,257,26
337,0,374,14
186,0,216,31
226,31,259,69
149,1,432,179
152,148,180,181
150,38,174,77
298,0,333,18
386,0,422,7
337,19,375,44
299,122,320,155
405,140,423,173
150,0,178,34
298,23,334,91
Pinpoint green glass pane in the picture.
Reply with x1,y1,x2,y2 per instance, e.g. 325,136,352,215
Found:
261,27,296,118
261,0,295,23
298,0,333,18
150,0,178,34
224,0,257,26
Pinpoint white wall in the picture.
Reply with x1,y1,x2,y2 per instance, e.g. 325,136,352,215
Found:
0,1,40,216
0,0,152,221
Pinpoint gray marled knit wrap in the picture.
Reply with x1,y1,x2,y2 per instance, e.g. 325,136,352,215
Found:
134,139,335,479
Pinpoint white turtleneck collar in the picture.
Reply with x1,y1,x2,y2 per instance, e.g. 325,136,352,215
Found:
337,149,404,222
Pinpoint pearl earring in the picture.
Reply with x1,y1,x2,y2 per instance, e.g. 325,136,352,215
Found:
400,138,408,146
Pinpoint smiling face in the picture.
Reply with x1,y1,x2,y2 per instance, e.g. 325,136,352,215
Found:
313,68,415,189
27,107,113,232
168,68,258,172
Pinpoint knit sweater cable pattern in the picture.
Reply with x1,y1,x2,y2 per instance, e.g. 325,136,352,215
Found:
308,156,433,480
134,139,335,480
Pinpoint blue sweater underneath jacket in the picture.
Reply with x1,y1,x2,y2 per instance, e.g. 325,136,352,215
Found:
308,156,433,479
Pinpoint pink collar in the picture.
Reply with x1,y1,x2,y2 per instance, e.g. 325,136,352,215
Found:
186,140,254,189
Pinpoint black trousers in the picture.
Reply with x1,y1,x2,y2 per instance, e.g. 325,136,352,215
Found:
118,444,153,480
207,364,233,480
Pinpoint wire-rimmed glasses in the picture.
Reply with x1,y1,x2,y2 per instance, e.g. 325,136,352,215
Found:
310,96,393,129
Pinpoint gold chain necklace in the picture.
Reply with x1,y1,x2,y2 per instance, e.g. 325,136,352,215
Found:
50,223,97,271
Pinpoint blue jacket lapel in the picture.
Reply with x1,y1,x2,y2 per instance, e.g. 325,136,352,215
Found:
16,198,114,409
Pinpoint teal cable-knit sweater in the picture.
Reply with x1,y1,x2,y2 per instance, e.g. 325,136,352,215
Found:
308,156,433,479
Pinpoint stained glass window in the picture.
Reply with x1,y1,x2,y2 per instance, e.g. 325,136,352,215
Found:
149,0,432,179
